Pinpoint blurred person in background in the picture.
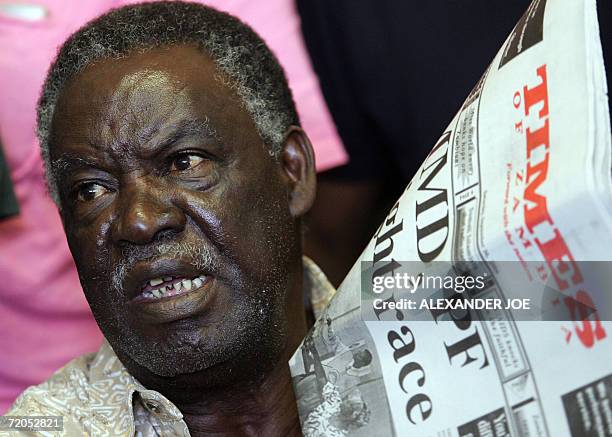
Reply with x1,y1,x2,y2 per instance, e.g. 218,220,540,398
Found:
0,0,345,413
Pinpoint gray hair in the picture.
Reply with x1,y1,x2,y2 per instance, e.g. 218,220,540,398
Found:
37,1,300,203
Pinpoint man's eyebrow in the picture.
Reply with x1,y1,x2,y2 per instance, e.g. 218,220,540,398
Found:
148,117,220,151
51,155,102,175
50,118,222,175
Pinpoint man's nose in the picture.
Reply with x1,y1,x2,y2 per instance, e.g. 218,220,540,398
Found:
112,184,186,245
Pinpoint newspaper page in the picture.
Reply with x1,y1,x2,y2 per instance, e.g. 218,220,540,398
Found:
289,0,612,436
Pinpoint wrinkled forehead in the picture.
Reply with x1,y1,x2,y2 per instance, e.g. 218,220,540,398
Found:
50,44,254,160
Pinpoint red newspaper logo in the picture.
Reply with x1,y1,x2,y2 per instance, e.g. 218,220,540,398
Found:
515,64,606,348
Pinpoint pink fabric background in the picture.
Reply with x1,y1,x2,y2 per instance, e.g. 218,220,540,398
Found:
0,0,346,413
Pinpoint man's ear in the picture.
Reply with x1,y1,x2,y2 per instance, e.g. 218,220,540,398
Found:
280,126,316,218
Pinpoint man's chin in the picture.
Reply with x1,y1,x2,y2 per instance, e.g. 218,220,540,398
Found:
120,334,238,379
101,283,289,392
112,322,287,391
115,345,283,405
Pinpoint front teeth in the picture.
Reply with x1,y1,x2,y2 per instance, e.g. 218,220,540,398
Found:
144,275,207,299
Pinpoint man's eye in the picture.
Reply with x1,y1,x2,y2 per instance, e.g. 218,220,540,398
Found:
170,154,206,172
76,182,108,202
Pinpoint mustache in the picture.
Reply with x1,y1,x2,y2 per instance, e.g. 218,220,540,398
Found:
111,239,220,294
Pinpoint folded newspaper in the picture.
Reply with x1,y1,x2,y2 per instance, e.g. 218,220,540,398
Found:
290,0,612,435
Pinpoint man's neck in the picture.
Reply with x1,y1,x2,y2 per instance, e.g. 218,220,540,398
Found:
173,271,307,436
176,356,303,437
176,297,308,437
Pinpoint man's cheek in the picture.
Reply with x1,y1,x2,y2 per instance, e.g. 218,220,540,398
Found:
68,227,116,304
67,213,112,252
236,204,292,282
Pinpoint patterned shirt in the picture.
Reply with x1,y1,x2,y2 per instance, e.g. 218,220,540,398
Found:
2,257,336,437
302,382,346,437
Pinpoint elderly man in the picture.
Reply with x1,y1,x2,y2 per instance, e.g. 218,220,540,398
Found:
4,2,336,436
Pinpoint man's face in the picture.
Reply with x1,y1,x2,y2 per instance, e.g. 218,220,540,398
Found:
50,45,302,383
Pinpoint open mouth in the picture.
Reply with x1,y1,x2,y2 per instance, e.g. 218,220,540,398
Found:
139,274,210,300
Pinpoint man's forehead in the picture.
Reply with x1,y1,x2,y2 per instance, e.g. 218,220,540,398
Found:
66,44,218,91
51,44,248,158
57,44,231,117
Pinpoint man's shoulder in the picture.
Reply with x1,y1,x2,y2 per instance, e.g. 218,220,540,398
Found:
3,343,136,436
6,351,97,414
3,352,98,436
